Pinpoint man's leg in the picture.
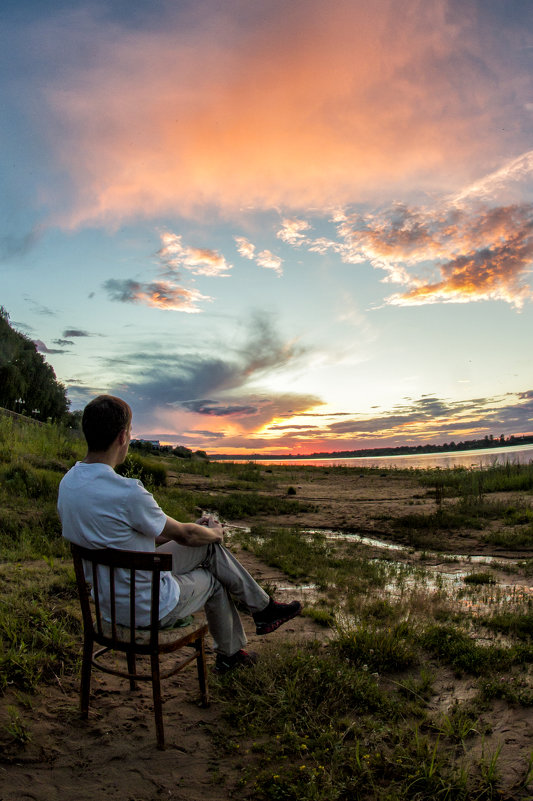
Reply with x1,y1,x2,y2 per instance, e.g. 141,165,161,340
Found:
157,539,301,653
167,568,248,656
157,539,269,613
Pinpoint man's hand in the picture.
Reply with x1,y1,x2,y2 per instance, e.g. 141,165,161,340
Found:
160,514,224,547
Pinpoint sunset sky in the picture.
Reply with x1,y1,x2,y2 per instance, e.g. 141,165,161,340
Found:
2,0,533,454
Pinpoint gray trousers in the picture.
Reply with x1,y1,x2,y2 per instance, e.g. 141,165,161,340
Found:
156,540,269,656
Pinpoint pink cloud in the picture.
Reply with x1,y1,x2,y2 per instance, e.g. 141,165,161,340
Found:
42,2,530,226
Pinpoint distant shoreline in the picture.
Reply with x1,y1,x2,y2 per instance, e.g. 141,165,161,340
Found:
211,435,533,461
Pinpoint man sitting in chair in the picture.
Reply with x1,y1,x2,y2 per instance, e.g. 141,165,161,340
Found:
58,395,301,674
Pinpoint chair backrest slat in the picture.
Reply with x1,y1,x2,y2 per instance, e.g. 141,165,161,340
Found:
129,567,136,645
109,565,117,641
150,556,163,648
92,561,103,637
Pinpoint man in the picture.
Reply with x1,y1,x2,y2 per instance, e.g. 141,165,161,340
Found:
58,395,301,674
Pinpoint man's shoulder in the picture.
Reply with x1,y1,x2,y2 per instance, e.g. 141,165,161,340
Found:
59,462,141,496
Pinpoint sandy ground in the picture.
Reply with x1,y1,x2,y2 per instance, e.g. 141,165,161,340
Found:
1,469,532,799
0,550,321,801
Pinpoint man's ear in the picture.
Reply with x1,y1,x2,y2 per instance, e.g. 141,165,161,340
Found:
117,428,129,446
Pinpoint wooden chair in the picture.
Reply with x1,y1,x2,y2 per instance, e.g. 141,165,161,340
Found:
71,543,209,749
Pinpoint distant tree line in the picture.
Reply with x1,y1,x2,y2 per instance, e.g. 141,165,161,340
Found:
0,307,70,422
215,433,533,461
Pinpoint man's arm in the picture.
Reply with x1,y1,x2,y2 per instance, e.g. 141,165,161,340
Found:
156,516,224,547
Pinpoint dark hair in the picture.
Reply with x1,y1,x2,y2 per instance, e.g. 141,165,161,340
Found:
82,395,132,452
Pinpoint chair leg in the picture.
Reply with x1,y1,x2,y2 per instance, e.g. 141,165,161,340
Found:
126,651,137,690
151,654,165,750
196,635,209,707
80,635,93,719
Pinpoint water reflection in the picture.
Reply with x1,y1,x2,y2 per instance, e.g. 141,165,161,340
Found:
226,524,532,616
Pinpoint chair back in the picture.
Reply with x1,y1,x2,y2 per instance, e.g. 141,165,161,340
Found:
71,543,173,654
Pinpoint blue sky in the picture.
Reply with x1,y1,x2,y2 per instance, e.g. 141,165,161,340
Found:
2,0,533,453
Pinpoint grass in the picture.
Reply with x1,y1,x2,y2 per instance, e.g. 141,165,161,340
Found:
213,638,532,800
0,562,81,694
1,418,532,798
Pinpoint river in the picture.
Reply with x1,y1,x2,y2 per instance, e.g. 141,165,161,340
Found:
224,443,533,470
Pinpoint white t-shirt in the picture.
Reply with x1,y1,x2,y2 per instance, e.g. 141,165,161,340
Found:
58,461,179,626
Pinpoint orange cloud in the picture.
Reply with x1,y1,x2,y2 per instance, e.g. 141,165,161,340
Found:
334,201,533,308
43,1,529,226
159,232,231,277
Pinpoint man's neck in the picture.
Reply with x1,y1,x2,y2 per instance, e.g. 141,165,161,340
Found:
83,451,117,467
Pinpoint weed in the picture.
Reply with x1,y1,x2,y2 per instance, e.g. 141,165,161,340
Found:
335,620,418,672
3,706,32,745
419,624,531,676
116,453,167,487
303,604,335,628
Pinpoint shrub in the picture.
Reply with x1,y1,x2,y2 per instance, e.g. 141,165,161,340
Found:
115,453,167,487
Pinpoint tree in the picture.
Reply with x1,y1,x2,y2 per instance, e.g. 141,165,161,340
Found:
0,307,69,421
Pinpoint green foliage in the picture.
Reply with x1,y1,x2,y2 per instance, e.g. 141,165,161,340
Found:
335,620,418,672
463,572,496,585
115,453,167,487
482,529,533,549
302,604,336,628
0,564,80,694
0,307,69,422
192,492,314,519
0,461,62,500
3,706,32,745
214,639,523,801
419,624,532,675
482,611,533,640
419,461,533,495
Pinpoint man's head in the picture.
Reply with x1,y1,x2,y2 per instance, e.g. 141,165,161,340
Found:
82,395,132,453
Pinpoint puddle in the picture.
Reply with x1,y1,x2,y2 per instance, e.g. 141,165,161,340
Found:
226,524,532,615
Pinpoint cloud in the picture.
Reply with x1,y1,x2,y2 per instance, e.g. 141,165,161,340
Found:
100,313,319,437
334,190,533,308
104,278,211,312
33,339,67,354
277,219,311,246
181,399,259,416
54,338,75,346
63,329,91,337
256,250,283,276
235,236,255,260
323,392,533,442
158,232,231,277
235,236,283,275
38,1,533,226
1,227,42,260
24,297,55,316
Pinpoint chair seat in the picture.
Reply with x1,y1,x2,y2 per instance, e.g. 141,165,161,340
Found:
100,615,207,646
